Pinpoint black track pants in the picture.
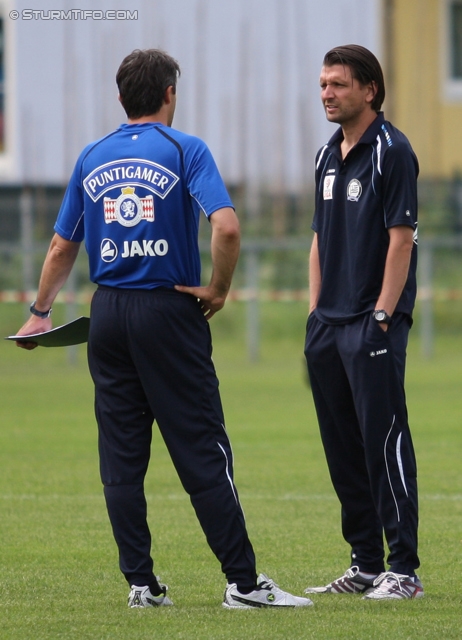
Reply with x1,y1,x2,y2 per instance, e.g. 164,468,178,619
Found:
304,312,419,575
87,286,257,589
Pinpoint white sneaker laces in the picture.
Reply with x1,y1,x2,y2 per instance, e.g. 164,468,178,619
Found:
343,566,360,579
372,571,407,591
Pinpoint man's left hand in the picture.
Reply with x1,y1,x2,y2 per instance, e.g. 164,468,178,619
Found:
174,285,226,320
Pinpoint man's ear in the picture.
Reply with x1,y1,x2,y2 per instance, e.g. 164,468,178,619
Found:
164,86,175,105
366,81,378,104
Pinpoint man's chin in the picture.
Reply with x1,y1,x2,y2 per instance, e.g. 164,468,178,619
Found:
325,113,341,124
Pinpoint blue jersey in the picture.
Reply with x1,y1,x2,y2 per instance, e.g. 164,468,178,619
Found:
55,122,233,289
312,112,419,324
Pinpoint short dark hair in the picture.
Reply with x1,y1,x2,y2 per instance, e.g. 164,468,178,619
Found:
323,44,385,112
116,49,181,119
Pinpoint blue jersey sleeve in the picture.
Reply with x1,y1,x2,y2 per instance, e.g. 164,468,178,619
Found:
183,138,233,217
54,150,88,242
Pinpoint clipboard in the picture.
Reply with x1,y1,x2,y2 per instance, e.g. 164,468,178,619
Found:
6,316,90,347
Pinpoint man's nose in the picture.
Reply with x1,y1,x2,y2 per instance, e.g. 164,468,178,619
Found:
322,85,334,100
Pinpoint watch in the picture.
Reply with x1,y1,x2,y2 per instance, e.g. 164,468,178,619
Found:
372,309,392,325
30,301,52,318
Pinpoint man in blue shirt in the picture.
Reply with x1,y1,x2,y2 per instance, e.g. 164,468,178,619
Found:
16,49,312,610
304,45,423,600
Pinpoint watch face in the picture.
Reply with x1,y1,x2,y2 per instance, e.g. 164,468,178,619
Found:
375,311,386,322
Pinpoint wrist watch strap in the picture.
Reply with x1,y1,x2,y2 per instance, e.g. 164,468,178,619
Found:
30,301,52,319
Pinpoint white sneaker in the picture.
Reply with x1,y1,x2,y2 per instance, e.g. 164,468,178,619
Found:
304,566,378,594
362,572,424,600
222,573,314,609
128,583,173,608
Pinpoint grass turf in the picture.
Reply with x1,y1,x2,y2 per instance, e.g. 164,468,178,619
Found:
0,301,461,639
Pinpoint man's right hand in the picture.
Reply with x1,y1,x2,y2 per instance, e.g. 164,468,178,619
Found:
15,316,52,350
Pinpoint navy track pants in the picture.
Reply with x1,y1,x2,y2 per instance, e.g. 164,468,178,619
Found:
304,312,419,575
87,286,257,589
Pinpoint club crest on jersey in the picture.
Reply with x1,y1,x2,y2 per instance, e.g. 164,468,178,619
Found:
347,179,362,202
323,175,335,200
104,187,154,227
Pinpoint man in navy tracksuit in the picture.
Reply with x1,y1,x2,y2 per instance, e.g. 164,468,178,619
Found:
15,49,312,610
304,45,423,600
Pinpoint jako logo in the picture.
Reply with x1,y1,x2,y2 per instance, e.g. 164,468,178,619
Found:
100,238,169,262
121,239,168,258
370,348,388,357
101,238,118,263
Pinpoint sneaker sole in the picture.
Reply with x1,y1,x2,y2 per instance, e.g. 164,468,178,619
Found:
305,585,372,594
363,591,424,601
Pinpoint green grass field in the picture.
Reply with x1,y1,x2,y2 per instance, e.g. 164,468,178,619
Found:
0,301,461,639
